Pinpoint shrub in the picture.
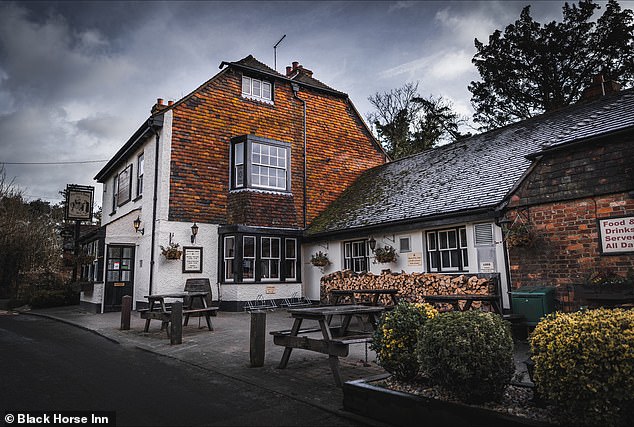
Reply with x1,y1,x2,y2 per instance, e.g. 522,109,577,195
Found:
417,310,514,403
530,308,634,426
371,302,438,381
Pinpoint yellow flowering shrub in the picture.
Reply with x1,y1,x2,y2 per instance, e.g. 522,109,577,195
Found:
530,308,634,426
370,302,438,380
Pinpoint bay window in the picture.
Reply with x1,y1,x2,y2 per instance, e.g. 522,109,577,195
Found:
231,135,290,192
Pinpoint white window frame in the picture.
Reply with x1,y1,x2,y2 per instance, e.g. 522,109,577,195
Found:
241,76,273,103
344,240,369,273
426,227,469,272
224,236,235,281
251,142,287,191
242,236,256,282
284,238,297,281
260,237,281,281
399,236,411,253
136,153,144,197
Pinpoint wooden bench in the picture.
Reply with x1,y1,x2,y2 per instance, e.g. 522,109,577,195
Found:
183,307,219,330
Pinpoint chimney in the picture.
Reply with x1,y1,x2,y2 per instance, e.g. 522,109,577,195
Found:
167,100,174,106
285,61,314,78
151,97,168,114
581,74,621,102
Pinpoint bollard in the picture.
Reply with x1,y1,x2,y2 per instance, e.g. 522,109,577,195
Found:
250,310,266,367
120,295,132,330
170,301,183,345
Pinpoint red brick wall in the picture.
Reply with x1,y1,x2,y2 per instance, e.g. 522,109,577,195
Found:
505,138,634,289
168,67,385,227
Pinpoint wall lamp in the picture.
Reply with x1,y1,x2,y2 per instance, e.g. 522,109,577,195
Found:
133,216,144,235
368,236,377,252
191,222,199,243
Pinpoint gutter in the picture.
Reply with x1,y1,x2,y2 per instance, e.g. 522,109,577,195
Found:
147,116,163,296
291,83,308,229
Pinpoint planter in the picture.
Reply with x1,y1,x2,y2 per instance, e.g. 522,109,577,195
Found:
343,374,554,427
574,284,634,308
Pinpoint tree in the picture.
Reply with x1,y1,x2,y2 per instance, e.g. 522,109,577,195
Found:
367,82,466,159
0,166,64,300
469,0,634,130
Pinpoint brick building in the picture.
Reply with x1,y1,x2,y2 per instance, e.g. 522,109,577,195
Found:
84,55,386,312
304,84,634,311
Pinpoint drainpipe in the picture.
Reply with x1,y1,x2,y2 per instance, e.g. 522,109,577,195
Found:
148,119,161,295
291,83,307,228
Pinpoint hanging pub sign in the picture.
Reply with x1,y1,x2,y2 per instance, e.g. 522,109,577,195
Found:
65,184,94,221
598,216,634,254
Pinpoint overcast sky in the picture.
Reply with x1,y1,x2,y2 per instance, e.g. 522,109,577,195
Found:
1,0,630,208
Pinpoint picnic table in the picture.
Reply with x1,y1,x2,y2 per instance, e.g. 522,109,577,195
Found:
139,291,218,333
423,294,502,315
271,305,384,387
329,288,400,306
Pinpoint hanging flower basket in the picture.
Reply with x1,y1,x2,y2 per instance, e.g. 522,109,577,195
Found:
310,251,330,267
504,222,535,248
160,242,182,260
374,245,397,263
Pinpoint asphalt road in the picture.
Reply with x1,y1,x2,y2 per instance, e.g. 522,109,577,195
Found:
0,314,364,426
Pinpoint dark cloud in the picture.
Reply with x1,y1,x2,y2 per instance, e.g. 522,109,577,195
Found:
1,0,630,206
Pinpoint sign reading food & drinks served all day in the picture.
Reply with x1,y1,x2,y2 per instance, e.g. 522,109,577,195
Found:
598,216,634,254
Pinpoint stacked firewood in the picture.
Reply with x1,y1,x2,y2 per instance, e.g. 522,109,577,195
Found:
320,270,494,306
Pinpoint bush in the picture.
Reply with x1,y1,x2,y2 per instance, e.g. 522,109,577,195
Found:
371,302,438,381
417,310,514,403
530,308,634,426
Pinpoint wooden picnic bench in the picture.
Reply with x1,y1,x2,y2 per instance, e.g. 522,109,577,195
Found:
270,305,384,387
140,291,218,333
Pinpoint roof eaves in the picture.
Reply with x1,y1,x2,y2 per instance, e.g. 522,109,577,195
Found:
220,60,348,98
94,115,163,182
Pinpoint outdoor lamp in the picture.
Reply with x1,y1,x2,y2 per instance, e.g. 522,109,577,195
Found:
368,236,376,252
133,216,144,235
191,222,199,243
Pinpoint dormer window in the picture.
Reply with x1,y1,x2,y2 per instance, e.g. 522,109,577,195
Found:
242,76,273,103
231,135,290,192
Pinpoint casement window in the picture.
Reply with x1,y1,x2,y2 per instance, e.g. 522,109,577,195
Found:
220,234,299,283
231,135,291,192
224,236,236,281
136,153,144,197
241,76,273,102
426,227,469,272
116,164,132,207
344,240,369,273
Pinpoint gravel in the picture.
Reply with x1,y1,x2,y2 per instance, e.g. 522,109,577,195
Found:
378,376,560,425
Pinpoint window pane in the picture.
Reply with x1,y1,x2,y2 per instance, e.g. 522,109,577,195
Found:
427,232,436,250
285,260,296,280
242,76,251,95
262,82,271,99
225,260,234,280
270,261,279,279
243,259,254,279
225,237,235,257
460,228,467,247
261,237,271,258
448,230,457,249
450,250,459,267
244,236,255,258
285,239,296,258
123,247,132,258
235,143,244,165
260,260,270,278
252,79,261,97
271,238,280,258
462,249,469,267
441,251,450,267
399,237,410,252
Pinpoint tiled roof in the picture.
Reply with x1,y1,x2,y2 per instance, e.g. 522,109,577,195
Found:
233,55,286,78
289,70,343,95
307,89,634,236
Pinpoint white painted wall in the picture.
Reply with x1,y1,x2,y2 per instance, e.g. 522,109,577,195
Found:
301,222,511,308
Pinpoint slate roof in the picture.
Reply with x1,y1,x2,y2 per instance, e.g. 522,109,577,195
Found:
307,88,634,236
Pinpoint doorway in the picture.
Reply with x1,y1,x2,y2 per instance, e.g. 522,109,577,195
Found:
104,245,135,312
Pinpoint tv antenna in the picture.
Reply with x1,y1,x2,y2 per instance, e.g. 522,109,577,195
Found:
273,34,286,72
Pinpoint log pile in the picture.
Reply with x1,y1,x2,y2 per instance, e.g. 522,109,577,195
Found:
320,270,495,308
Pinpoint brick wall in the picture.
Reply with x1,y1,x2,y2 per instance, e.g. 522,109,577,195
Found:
168,67,386,227
505,137,634,289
